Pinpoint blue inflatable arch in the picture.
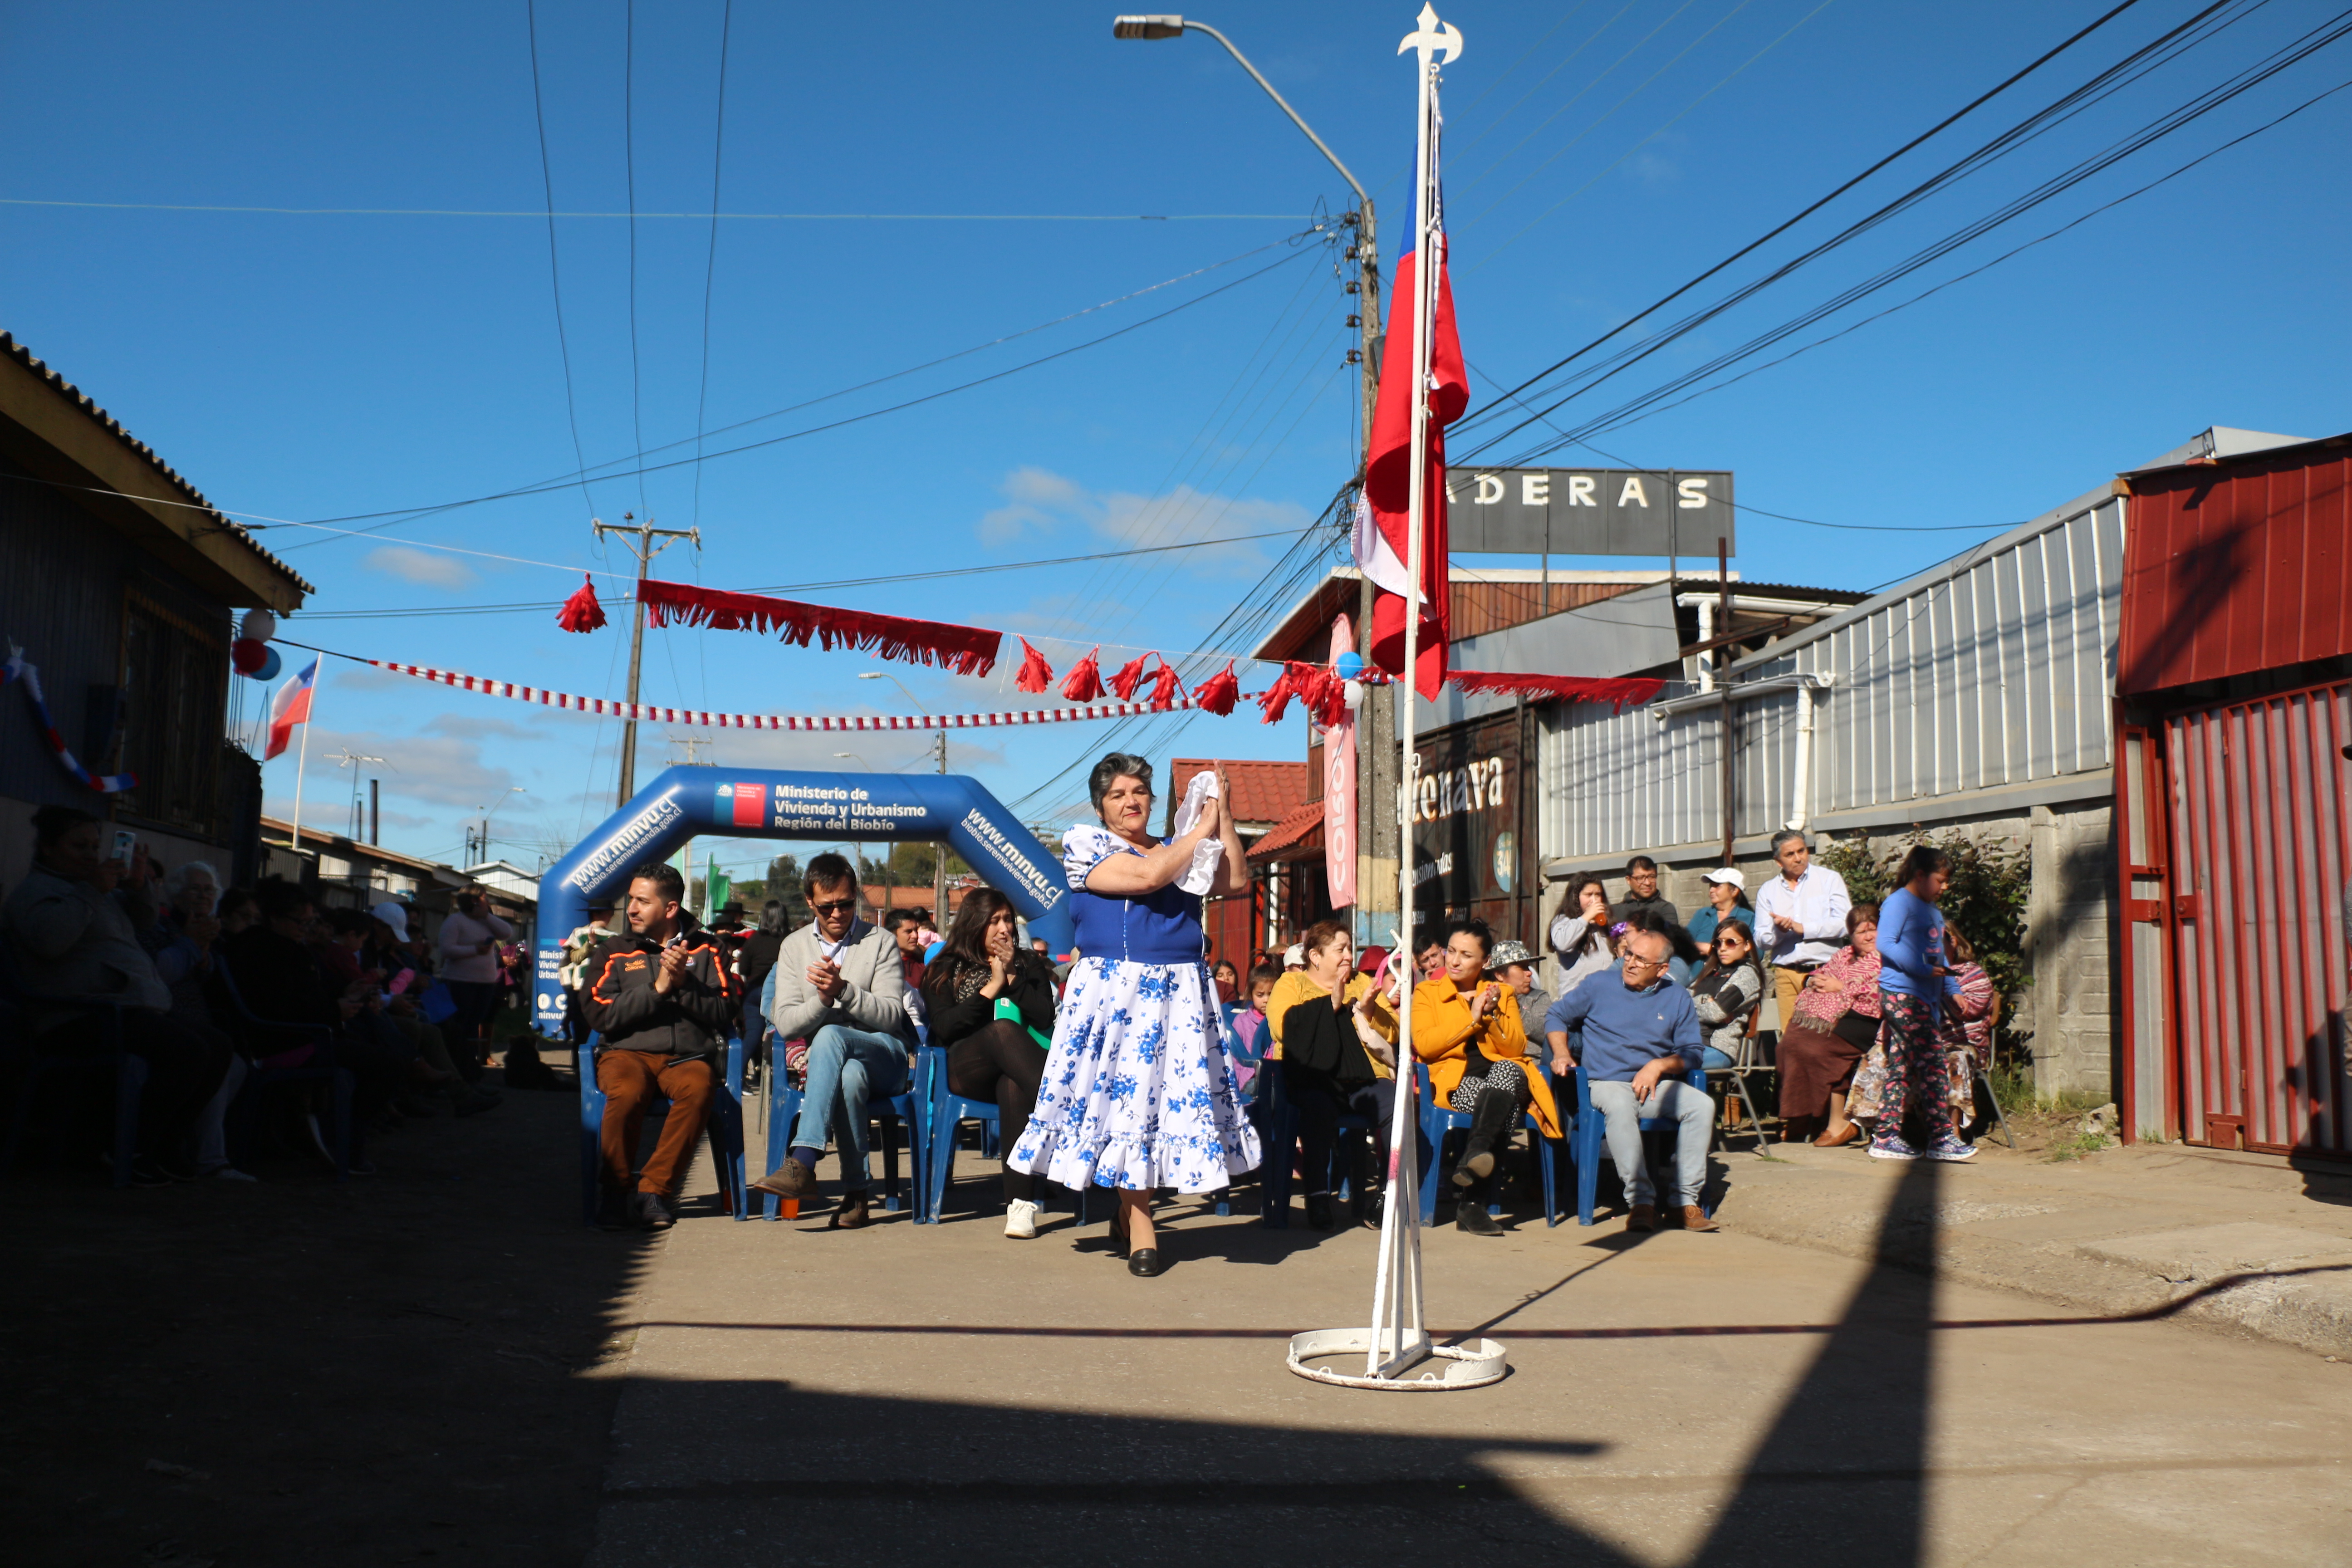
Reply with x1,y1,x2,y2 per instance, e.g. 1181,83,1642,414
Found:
532,765,1071,1030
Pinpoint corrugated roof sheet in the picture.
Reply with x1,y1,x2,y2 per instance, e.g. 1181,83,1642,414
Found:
1,330,314,596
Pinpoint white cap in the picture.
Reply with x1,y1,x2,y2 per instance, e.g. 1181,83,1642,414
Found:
371,901,410,940
1282,943,1306,968
1701,867,1746,890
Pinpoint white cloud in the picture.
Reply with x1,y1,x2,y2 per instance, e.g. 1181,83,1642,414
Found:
364,544,477,589
975,466,1307,577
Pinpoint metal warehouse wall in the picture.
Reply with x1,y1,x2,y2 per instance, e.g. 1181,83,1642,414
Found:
1541,492,2124,862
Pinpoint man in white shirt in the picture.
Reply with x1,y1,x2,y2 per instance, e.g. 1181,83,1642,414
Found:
1753,830,1852,1037
748,853,913,1229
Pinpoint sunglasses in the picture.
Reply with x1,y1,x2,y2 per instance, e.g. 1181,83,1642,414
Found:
811,898,858,916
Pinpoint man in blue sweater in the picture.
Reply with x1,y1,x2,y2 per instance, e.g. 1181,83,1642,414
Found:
1544,928,1717,1233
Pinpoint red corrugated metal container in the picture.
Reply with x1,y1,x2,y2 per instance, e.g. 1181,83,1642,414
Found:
2115,432,2352,1158
2117,440,2352,694
2156,681,2351,1155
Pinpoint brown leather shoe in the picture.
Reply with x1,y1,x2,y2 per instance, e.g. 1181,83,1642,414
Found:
1681,1205,1720,1233
1627,1204,1658,1233
1813,1123,1862,1148
749,1159,816,1199
828,1191,872,1230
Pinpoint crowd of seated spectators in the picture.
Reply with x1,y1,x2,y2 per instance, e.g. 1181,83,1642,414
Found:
0,804,509,1187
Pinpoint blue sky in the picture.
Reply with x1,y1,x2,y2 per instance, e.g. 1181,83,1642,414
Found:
3,1,2345,879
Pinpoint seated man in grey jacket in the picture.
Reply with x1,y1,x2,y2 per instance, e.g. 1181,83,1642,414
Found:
748,853,912,1228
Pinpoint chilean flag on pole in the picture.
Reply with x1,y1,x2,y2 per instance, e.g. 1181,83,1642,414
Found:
1354,237,1468,701
264,657,320,760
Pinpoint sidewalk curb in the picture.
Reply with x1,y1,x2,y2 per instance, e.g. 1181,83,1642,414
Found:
1715,1155,2352,1360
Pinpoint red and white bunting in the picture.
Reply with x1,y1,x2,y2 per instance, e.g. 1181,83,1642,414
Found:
364,658,1209,730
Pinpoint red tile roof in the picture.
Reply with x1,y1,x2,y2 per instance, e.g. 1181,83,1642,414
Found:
1245,799,1324,862
1165,758,1313,833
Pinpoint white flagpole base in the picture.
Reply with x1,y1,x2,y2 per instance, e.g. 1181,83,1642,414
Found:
1285,1328,1508,1391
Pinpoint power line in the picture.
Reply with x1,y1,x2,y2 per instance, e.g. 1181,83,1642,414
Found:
624,0,648,516
690,0,734,533
1457,0,2161,448
0,198,1315,220
1494,9,2352,466
1460,0,1756,224
282,525,1329,620
524,0,596,514
1557,69,2352,447
275,237,1326,541
1469,0,1841,266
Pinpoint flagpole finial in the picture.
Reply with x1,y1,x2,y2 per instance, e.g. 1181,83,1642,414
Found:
1398,4,1463,66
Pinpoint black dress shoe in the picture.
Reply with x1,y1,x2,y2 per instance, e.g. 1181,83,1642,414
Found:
1128,1248,1163,1278
1305,1192,1335,1230
1455,1204,1503,1236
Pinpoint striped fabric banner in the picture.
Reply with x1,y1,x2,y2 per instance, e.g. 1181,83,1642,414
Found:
364,658,1208,730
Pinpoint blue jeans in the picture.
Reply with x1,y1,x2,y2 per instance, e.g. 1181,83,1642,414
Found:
791,1024,910,1191
1588,1078,1712,1207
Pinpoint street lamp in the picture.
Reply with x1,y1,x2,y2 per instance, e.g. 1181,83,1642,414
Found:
1112,14,1380,451
1116,12,1390,946
854,671,952,921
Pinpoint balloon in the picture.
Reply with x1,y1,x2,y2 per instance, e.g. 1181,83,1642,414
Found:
252,646,283,682
230,638,266,674
1343,679,1365,710
1333,650,1365,681
240,608,278,642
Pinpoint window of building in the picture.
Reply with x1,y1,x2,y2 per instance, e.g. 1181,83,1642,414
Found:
119,592,226,836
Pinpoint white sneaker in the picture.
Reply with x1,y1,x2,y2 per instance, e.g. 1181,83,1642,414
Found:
1004,1199,1041,1239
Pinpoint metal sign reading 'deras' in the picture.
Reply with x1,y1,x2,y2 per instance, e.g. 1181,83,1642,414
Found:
1445,467,1735,556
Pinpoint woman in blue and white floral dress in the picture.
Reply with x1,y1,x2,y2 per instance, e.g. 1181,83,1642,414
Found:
1008,753,1260,1277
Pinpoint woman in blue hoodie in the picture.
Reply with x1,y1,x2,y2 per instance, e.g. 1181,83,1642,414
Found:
1871,845,1975,1163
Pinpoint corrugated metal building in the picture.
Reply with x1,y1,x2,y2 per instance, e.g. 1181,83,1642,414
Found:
2112,428,2352,1159
1540,476,2132,1095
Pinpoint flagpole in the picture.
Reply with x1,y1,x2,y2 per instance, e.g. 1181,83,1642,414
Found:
290,660,321,853
1286,4,1496,1393
1367,3,1453,1384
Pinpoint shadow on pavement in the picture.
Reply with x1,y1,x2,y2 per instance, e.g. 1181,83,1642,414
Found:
590,1161,1951,1566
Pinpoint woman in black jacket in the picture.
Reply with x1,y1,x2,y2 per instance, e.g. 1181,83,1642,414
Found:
920,888,1058,1238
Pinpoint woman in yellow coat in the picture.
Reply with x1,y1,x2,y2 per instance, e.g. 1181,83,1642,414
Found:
1409,916,1563,1235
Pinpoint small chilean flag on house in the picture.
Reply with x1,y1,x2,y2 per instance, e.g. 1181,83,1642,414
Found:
263,657,320,760
725,783,766,828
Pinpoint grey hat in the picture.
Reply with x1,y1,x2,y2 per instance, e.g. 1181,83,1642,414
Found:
1487,939,1535,968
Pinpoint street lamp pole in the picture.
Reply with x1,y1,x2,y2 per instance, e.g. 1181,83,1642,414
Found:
1113,16,1380,451
1114,14,1391,941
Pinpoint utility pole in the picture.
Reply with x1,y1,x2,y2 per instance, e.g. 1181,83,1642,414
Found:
593,512,700,807
932,728,948,927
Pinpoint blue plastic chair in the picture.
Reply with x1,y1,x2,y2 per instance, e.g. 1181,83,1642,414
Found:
1414,1063,1534,1225
760,1036,921,1220
210,956,354,1179
1252,1062,1372,1228
1571,1062,1714,1227
0,945,144,1186
577,1028,749,1226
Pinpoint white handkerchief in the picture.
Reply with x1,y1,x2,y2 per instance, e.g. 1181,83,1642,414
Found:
1171,770,1224,896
